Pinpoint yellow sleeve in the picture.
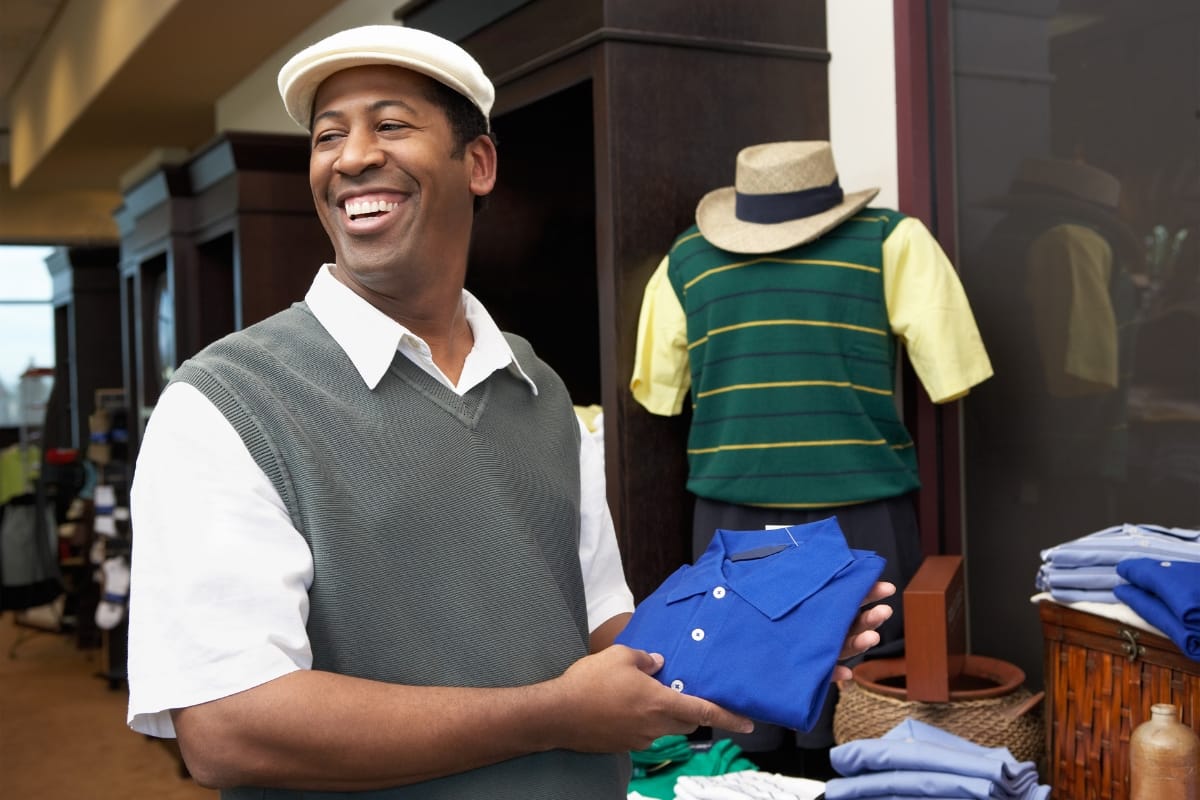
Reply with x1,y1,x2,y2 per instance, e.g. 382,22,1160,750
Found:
629,255,691,416
1025,224,1118,396
883,217,994,403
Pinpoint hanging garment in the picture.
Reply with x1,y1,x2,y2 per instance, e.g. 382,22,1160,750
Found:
0,496,62,611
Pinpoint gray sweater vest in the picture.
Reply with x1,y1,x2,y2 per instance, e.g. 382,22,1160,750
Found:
171,302,630,799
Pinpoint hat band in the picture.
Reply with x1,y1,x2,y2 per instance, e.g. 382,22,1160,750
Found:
735,178,844,224
1010,178,1117,210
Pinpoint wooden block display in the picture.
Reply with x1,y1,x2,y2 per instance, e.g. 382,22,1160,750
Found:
1039,600,1200,800
903,554,967,701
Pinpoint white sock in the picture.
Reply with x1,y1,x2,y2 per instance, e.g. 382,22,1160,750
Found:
95,556,130,630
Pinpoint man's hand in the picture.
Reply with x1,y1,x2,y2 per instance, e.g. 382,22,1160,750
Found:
832,580,896,682
543,644,753,753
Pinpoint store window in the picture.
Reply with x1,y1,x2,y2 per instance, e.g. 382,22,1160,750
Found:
0,246,55,427
952,0,1199,684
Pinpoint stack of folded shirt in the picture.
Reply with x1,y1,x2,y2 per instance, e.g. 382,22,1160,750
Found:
824,719,1050,800
1114,558,1200,660
626,735,758,800
1035,523,1200,603
670,771,826,800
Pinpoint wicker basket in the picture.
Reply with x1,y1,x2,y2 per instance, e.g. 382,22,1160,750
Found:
832,655,1046,764
1040,601,1200,799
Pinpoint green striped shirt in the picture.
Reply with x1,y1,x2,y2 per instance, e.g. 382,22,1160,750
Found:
666,210,920,508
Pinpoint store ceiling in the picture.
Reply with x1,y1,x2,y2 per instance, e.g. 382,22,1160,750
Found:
0,0,65,167
0,0,346,245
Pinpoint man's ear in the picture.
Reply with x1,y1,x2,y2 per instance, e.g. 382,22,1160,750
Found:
466,134,498,198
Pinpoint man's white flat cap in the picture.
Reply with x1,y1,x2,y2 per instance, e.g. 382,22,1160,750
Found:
277,24,495,130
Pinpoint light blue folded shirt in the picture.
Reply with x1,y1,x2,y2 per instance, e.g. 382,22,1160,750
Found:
827,719,1050,800
614,516,885,732
1036,564,1126,591
825,769,1003,800
1040,523,1200,568
1044,587,1120,604
829,739,1037,794
1035,564,1123,603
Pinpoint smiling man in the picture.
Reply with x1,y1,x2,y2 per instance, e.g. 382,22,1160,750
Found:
125,25,894,799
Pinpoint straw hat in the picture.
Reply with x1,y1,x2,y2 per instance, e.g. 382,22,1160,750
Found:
982,157,1140,259
278,25,494,131
985,157,1121,212
695,141,879,254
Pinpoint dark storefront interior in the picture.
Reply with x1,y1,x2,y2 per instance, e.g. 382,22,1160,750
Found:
954,0,1199,686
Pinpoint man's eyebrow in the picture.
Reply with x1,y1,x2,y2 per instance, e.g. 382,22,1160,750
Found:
312,98,421,127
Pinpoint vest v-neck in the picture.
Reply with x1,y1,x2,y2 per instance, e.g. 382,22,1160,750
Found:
386,352,491,428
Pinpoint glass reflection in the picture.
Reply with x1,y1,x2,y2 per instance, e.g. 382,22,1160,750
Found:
954,0,1200,684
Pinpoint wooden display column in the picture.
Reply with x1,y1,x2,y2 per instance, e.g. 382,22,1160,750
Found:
113,165,193,453
46,246,122,452
186,131,332,333
457,0,831,600
112,132,330,456
46,246,123,651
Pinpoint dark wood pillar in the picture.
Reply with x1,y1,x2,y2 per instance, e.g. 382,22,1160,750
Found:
113,132,329,454
457,0,831,599
46,246,123,451
894,0,963,557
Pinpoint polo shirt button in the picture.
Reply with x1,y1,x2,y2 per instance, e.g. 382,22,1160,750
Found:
691,628,705,641
670,679,685,692
712,586,726,599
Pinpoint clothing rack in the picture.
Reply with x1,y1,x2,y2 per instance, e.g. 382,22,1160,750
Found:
85,392,132,688
3,367,64,657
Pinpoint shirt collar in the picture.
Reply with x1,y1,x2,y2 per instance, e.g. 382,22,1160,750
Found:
303,265,538,394
668,517,854,621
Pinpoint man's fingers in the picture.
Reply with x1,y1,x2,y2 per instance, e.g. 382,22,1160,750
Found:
842,603,893,643
858,602,894,632
841,628,881,658
839,604,891,661
684,696,754,734
860,580,897,607
610,644,665,676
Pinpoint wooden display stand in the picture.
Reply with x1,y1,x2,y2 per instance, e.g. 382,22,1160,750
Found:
457,0,832,599
902,555,967,701
1040,600,1200,799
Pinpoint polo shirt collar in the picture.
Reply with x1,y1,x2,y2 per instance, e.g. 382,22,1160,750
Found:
667,516,854,621
304,265,538,394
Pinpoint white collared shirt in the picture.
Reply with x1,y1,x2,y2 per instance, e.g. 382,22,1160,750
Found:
126,266,634,738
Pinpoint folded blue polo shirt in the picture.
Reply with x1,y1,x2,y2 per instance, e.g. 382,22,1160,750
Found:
1114,559,1200,659
1116,558,1200,626
614,516,885,732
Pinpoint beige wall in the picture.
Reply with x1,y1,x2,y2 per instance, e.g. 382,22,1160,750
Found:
828,0,899,210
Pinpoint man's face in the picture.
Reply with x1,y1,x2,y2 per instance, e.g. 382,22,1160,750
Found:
307,64,491,289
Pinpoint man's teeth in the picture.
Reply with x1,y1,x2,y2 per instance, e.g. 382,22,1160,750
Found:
345,199,399,219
